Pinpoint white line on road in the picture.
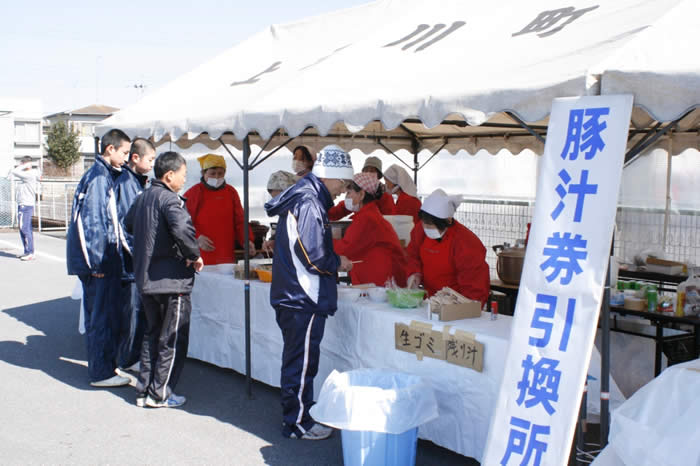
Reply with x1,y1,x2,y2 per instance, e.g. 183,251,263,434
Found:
0,239,66,263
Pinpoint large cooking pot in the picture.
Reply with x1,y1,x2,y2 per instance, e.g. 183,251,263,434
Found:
493,244,526,285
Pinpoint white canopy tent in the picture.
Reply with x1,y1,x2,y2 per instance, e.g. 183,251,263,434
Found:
98,0,700,457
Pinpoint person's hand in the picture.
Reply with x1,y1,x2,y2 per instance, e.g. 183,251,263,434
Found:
197,235,215,251
91,272,105,278
187,257,204,272
339,255,353,272
262,240,275,255
406,273,422,289
248,241,257,257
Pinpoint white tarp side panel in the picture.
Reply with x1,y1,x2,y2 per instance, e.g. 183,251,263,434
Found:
98,0,697,151
600,0,700,122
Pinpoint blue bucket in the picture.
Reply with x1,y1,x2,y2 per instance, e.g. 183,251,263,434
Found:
341,427,418,466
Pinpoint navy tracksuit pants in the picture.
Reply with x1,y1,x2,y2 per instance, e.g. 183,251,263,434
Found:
117,280,146,369
18,205,34,255
80,274,122,382
275,307,326,438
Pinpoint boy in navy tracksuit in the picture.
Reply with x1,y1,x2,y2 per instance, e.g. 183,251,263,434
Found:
115,138,156,371
265,145,353,440
66,129,132,387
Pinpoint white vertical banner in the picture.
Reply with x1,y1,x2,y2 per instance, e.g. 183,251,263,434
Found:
483,95,633,465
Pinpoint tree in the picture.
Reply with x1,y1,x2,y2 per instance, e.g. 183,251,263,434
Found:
45,121,81,169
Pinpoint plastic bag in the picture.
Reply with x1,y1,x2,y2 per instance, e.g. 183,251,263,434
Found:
309,369,438,434
677,272,700,316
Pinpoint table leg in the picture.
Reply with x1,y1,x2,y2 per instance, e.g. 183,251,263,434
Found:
654,323,663,377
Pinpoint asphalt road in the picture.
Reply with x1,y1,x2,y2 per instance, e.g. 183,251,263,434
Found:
0,230,474,465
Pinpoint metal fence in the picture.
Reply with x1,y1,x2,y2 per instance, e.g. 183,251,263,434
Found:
455,198,700,278
0,177,13,227
36,180,78,231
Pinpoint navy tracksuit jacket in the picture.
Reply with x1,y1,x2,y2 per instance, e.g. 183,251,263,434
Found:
66,155,127,382
265,174,340,437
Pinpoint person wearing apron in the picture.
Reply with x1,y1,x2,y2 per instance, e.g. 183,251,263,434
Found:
184,154,254,265
405,188,490,305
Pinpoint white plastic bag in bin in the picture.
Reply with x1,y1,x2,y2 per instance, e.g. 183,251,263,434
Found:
309,369,438,434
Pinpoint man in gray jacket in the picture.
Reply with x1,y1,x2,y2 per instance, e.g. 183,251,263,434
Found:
9,156,40,261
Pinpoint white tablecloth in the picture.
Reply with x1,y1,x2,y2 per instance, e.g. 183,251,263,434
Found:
591,359,700,466
189,270,624,461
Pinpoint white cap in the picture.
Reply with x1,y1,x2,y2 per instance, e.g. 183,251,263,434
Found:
421,189,462,219
312,145,354,180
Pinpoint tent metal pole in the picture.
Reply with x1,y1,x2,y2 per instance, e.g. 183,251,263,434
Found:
251,136,297,170
663,137,673,250
624,111,691,166
219,137,244,170
377,140,413,171
504,111,546,144
417,140,447,171
411,138,420,185
600,234,613,448
250,130,277,167
243,135,253,398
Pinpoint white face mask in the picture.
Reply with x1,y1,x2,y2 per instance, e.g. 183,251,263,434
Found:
423,225,444,240
206,177,224,188
344,197,359,212
292,160,307,175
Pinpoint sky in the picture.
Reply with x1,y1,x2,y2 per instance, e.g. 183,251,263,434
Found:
0,0,372,115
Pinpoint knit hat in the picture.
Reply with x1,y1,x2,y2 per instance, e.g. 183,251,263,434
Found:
421,189,462,219
197,154,226,171
362,156,383,177
384,164,417,197
267,170,298,191
312,145,354,180
353,172,379,195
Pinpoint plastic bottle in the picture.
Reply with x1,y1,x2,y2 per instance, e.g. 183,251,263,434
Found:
490,301,498,321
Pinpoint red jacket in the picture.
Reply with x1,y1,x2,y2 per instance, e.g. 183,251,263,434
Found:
184,182,253,265
393,191,421,224
328,191,395,221
333,202,407,287
405,220,490,304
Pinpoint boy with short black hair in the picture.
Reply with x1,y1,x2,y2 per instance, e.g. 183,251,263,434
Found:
67,128,132,387
115,137,156,371
125,151,203,408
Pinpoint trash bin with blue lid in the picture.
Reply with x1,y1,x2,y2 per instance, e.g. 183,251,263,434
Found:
310,369,438,466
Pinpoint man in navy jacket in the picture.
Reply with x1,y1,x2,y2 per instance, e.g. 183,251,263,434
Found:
115,138,155,371
66,129,131,387
265,145,353,440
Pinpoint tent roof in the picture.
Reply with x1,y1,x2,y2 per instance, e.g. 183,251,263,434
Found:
99,0,700,156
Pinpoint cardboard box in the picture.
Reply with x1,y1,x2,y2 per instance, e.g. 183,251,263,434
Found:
646,257,685,275
434,301,482,321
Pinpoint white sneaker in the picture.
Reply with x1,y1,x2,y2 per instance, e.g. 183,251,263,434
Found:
290,423,333,440
90,374,130,388
20,254,35,261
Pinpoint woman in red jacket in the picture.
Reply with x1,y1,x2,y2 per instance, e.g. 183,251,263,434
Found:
384,164,421,225
184,154,255,265
328,156,394,221
405,189,490,305
333,172,407,287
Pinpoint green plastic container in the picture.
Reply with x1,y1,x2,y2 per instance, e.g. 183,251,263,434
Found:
386,289,426,308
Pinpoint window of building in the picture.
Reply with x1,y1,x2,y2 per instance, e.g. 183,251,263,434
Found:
14,121,41,144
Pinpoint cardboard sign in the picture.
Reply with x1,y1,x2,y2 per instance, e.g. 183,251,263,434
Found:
394,322,484,371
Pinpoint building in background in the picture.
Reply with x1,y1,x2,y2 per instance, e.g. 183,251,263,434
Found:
0,98,43,176
44,104,119,176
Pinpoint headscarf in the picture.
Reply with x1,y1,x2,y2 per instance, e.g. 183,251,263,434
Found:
353,172,379,195
197,154,226,171
384,164,417,197
267,171,298,191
